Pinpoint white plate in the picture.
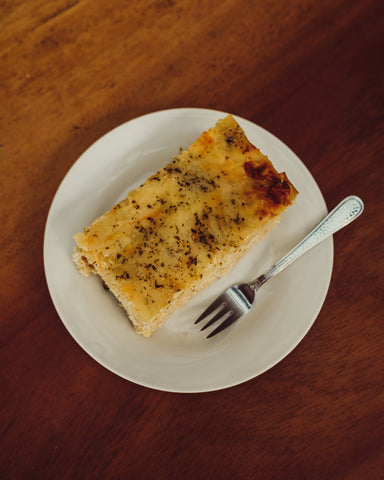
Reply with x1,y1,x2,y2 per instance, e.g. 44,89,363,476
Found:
44,108,333,393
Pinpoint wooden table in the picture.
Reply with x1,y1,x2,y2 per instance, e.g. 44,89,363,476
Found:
1,1,383,478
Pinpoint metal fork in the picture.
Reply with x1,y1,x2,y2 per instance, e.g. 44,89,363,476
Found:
195,195,364,338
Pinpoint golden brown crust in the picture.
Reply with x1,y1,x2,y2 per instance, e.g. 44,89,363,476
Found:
73,115,298,336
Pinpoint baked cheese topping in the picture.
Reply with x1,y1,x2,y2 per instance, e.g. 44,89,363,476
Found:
73,115,297,336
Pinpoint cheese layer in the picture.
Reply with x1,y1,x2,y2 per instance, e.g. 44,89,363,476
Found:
73,115,298,336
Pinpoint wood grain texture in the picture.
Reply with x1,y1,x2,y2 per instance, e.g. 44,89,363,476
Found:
1,0,383,479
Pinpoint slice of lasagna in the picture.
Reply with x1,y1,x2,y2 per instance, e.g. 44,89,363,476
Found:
73,115,298,337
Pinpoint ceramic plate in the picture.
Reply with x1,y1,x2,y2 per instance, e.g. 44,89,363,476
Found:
44,108,333,392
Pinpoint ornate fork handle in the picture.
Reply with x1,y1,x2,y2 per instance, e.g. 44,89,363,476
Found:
250,196,364,290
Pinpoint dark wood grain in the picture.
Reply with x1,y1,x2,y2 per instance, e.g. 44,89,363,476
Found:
1,1,383,479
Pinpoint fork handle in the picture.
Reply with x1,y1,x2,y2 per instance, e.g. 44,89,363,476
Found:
250,195,364,290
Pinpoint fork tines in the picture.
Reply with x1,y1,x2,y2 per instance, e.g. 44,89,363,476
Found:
194,297,224,325
195,297,237,339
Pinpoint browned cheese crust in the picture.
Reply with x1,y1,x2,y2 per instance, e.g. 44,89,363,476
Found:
73,115,298,336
